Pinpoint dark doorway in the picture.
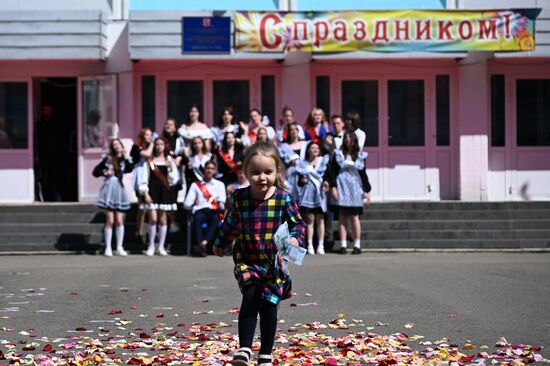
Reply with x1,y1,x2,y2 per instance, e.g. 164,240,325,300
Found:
34,77,78,201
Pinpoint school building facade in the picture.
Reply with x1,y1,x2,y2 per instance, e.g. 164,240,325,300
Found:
0,0,549,203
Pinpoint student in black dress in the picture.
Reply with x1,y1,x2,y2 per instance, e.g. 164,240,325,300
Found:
138,138,179,257
93,138,133,257
216,131,245,187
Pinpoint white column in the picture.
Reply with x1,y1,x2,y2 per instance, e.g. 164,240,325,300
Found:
280,51,312,123
457,52,493,201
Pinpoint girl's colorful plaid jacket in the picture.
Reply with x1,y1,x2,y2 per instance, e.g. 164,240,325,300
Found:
214,186,306,305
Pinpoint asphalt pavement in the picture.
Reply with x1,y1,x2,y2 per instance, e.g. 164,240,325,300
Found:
0,253,548,362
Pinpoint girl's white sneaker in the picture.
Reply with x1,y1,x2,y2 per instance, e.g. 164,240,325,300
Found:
116,249,128,257
317,245,325,255
104,247,113,257
145,245,155,256
307,245,315,255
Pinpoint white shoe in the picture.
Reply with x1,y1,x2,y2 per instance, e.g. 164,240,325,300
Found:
116,248,128,257
145,245,155,256
317,245,325,255
104,247,113,257
158,247,168,256
307,245,315,255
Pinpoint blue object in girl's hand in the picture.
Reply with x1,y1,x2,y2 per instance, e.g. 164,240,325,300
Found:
273,222,306,266
283,245,306,266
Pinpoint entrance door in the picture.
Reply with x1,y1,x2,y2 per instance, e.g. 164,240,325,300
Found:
162,76,254,129
489,74,550,200
338,76,435,200
33,77,77,202
78,75,118,201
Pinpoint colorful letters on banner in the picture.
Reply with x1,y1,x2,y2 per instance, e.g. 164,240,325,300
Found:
234,10,539,52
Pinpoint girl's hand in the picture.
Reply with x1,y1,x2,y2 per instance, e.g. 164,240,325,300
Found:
213,246,224,257
144,193,152,204
331,187,338,200
239,121,249,132
289,237,299,247
322,181,329,193
104,170,112,177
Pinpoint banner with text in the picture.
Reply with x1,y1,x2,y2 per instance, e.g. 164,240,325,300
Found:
234,10,539,52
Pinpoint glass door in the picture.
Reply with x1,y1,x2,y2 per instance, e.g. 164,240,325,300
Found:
338,76,433,200
383,78,431,199
162,76,254,128
340,79,381,198
78,75,117,201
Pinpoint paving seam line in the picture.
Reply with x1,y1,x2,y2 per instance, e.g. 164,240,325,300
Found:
0,248,549,256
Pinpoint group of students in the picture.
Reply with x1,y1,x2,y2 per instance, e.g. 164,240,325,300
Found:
93,104,371,257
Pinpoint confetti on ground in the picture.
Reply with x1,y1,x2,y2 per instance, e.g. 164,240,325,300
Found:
0,316,547,366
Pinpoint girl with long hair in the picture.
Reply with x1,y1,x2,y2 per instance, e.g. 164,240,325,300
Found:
130,128,155,242
296,141,330,255
93,139,133,256
138,138,179,256
331,131,368,255
304,107,332,144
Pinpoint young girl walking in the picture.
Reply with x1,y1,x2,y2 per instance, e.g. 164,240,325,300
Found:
93,139,133,256
213,142,306,366
331,131,368,254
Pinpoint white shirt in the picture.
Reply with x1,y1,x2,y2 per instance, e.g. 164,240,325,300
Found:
333,131,345,150
183,178,226,214
354,129,366,151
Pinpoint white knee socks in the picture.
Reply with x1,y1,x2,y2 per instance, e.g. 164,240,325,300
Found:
158,225,168,256
317,240,325,255
146,225,157,256
307,240,315,255
115,225,127,256
354,239,361,249
104,227,113,256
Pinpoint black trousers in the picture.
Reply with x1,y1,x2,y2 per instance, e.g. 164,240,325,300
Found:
193,208,218,246
238,283,278,355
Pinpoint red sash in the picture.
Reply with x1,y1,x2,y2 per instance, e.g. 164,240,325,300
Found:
305,126,320,143
219,150,238,173
248,129,257,144
195,180,224,221
149,160,171,190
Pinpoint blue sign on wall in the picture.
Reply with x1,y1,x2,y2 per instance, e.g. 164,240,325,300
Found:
182,17,231,54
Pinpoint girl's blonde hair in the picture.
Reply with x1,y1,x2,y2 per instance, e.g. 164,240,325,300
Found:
243,141,286,190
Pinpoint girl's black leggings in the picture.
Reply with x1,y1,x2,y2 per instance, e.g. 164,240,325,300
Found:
238,283,278,355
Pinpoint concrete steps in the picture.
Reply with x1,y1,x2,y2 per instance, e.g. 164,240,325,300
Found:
324,201,550,251
0,202,549,253
0,204,186,253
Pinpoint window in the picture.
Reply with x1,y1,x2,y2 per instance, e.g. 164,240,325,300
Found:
316,76,330,118
388,80,425,146
436,75,450,146
491,75,505,147
82,77,116,149
341,80,378,146
141,76,155,130
213,80,249,125
0,82,28,149
517,79,550,146
167,80,204,125
261,75,275,127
